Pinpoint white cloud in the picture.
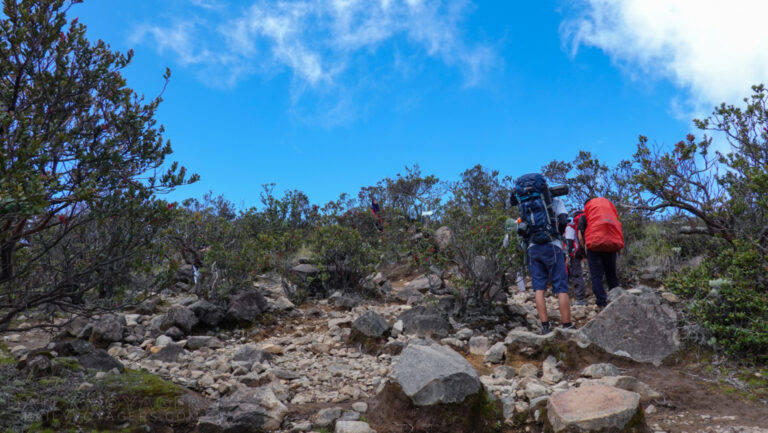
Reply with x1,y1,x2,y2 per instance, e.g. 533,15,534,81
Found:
563,0,768,117
133,0,494,98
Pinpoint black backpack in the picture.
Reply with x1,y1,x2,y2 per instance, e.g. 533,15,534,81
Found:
511,173,560,245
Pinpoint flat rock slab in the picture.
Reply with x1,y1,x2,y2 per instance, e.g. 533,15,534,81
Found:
580,293,680,365
547,384,641,433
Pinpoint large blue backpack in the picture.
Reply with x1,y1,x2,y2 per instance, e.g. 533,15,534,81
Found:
512,173,559,245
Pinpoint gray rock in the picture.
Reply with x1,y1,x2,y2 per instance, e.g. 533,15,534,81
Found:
189,300,226,327
492,365,516,379
225,290,267,324
547,384,642,432
233,345,273,364
339,410,360,421
197,386,287,433
581,363,621,378
149,343,186,363
468,335,491,355
90,314,126,347
135,298,158,315
329,293,361,310
165,326,185,341
314,407,342,428
292,263,319,278
524,380,549,400
434,226,453,250
404,274,442,292
352,311,390,338
175,264,196,285
54,339,95,356
335,421,375,433
541,355,563,384
393,342,481,406
156,335,173,347
580,293,680,365
484,342,506,364
397,306,451,338
606,287,627,303
186,336,224,350
393,287,422,302
456,328,473,340
582,376,662,403
78,349,124,372
160,306,198,334
351,402,368,413
518,363,539,378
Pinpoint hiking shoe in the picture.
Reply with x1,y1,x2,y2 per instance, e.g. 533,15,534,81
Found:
540,322,553,335
561,323,575,330
573,299,588,306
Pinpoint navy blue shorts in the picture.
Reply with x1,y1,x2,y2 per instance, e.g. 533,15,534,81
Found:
528,243,569,294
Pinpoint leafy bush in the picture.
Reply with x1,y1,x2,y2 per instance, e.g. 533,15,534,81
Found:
666,242,768,363
307,225,376,297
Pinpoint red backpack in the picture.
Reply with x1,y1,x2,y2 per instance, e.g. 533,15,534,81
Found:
584,198,624,253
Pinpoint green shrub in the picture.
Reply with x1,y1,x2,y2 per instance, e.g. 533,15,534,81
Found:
666,242,768,363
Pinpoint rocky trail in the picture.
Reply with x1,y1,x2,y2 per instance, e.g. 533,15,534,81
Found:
2,271,767,433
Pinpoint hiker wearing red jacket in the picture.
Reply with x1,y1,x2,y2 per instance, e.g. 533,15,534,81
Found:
577,198,624,309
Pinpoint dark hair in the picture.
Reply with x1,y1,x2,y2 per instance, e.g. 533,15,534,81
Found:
584,198,595,206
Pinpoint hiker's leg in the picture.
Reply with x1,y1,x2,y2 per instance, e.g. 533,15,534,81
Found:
604,252,620,289
548,245,570,324
586,250,607,307
557,292,571,324
529,246,549,323
571,259,586,300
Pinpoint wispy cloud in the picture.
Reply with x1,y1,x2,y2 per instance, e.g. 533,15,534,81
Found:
131,0,494,122
562,0,768,118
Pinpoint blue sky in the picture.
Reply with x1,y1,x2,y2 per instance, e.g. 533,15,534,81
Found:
71,0,768,209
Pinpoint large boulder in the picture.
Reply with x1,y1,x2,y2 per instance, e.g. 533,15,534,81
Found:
89,314,126,347
78,349,125,372
189,300,226,327
547,384,643,432
393,342,481,406
397,307,451,338
434,226,453,251
225,291,268,325
352,311,390,338
197,386,287,433
580,293,680,365
160,306,199,334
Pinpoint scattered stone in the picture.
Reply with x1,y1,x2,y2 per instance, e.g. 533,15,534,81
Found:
584,376,662,403
547,384,642,433
397,307,451,338
581,363,621,378
468,335,491,355
197,386,287,433
645,404,657,415
160,306,198,334
484,342,506,364
541,355,563,384
149,343,185,363
404,274,442,292
186,336,224,350
493,365,516,380
261,343,284,355
524,381,549,400
352,311,391,338
335,420,375,433
518,363,539,378
233,345,273,364
580,293,680,365
661,293,680,303
314,407,343,428
90,314,126,347
189,300,226,327
225,290,268,325
339,410,360,421
352,402,368,413
134,298,158,315
78,349,125,372
77,382,94,392
456,328,473,340
393,342,481,406
155,335,173,347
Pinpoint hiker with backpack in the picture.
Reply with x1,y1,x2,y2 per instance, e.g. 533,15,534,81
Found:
510,173,572,334
371,198,383,232
577,197,624,309
564,210,588,305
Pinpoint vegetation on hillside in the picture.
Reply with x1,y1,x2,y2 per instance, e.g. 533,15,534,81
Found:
1,0,766,363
